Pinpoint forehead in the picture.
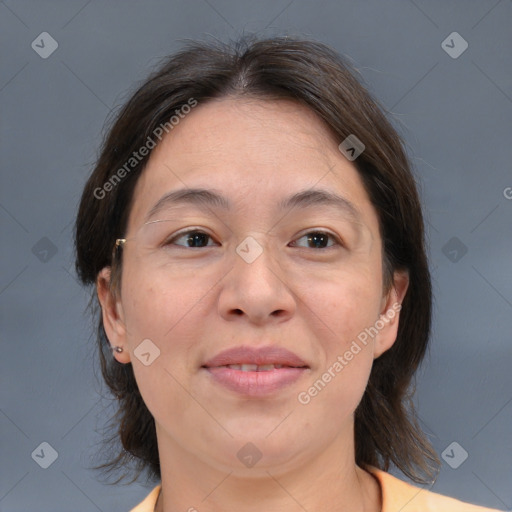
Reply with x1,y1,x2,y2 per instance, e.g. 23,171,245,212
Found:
149,98,339,173
127,97,379,235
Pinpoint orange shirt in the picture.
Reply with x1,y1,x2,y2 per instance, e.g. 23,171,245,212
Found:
129,466,504,511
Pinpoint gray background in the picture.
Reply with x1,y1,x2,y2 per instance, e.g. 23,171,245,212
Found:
1,0,511,510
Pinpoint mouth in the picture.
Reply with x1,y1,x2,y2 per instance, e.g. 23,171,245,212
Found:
202,345,308,368
202,345,310,396
211,363,305,371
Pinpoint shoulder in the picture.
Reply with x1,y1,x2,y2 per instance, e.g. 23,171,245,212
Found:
366,466,504,512
127,474,505,512
129,484,161,512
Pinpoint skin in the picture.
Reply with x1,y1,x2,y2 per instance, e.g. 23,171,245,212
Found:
97,97,409,512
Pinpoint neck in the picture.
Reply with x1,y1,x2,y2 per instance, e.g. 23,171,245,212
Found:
153,424,381,512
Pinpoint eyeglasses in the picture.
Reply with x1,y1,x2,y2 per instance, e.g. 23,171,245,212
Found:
114,219,225,252
112,218,231,269
111,216,369,273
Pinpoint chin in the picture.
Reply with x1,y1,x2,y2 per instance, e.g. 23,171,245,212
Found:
204,427,314,474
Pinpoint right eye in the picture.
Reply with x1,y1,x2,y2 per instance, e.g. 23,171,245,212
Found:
165,229,218,248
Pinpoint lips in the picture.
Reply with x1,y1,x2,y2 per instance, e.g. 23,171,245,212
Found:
202,345,308,369
202,346,309,396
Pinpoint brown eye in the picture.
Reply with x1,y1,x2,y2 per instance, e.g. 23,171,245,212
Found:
292,231,341,249
167,230,217,248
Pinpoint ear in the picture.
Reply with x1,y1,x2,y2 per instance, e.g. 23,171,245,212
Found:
96,267,131,364
373,270,409,359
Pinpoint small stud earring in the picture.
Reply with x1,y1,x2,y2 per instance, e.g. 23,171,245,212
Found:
113,346,123,353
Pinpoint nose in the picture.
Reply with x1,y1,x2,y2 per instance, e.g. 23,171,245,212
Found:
217,237,297,326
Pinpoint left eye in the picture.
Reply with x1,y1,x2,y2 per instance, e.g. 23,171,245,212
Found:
167,230,217,248
291,231,340,249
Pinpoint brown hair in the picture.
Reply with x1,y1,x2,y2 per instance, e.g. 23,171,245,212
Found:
75,35,440,485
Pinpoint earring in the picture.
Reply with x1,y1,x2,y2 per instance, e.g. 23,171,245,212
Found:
113,346,124,353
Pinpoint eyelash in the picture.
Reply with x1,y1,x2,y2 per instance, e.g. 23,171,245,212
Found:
165,229,343,250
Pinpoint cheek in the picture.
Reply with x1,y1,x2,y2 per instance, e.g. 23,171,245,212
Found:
295,268,381,414
121,261,206,342
300,310,376,428
299,264,383,346
121,269,206,429
120,260,214,377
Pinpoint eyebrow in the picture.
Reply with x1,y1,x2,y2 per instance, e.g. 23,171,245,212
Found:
145,187,362,223
145,188,230,221
279,189,362,222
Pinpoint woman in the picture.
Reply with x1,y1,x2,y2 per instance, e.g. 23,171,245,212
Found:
75,36,503,512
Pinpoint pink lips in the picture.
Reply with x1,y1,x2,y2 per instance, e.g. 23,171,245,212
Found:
202,346,309,396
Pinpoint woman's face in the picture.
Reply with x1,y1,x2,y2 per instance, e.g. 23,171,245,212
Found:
99,97,407,475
